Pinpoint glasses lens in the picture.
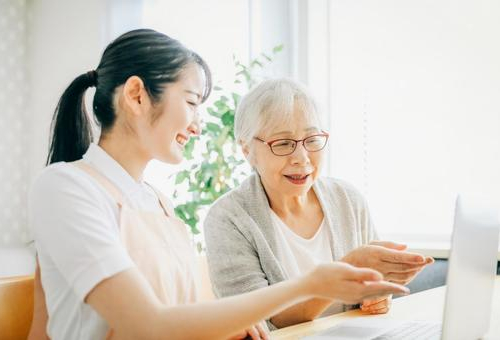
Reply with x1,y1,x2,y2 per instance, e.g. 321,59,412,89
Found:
271,140,296,155
304,135,327,151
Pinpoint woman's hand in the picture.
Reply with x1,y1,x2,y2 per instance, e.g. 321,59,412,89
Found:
303,262,409,304
228,321,269,340
361,295,392,314
341,241,434,285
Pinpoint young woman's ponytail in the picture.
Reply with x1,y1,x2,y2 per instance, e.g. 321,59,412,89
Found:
46,71,97,165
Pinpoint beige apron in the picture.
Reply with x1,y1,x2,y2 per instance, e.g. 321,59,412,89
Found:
73,161,199,338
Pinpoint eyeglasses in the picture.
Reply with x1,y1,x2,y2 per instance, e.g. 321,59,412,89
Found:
254,132,329,156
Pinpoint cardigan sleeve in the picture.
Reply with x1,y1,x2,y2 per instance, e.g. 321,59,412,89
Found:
204,198,270,298
333,178,379,243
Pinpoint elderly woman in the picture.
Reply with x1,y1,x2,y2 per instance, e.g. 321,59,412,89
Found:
204,78,433,330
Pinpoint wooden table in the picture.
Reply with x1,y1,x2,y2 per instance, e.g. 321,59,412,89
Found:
271,276,500,339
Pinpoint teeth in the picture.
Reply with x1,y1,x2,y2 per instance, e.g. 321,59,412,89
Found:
176,135,187,145
288,175,308,180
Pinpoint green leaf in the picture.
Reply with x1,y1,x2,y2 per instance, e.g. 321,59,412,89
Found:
205,122,221,133
174,206,188,223
231,92,241,106
273,44,284,53
175,170,189,185
183,138,196,159
221,111,234,126
187,218,200,234
214,99,229,112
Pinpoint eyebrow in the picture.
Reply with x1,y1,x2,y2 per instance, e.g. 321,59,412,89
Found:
185,90,201,100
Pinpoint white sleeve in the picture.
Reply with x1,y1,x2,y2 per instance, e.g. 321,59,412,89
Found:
29,165,134,302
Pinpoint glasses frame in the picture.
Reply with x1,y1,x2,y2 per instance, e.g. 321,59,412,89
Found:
254,131,330,156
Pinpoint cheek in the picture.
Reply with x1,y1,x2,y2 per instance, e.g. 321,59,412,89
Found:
153,106,190,140
169,104,191,129
311,153,324,175
254,151,287,179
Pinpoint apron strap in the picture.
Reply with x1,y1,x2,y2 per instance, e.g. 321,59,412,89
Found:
144,182,173,217
72,160,125,207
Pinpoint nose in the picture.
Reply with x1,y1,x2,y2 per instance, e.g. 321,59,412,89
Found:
188,113,201,136
290,141,310,165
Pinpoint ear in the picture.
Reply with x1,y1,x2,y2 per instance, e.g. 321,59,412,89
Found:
240,140,256,167
122,76,151,116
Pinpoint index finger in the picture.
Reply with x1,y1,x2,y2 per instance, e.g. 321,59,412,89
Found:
361,281,410,300
247,326,260,340
380,248,426,264
256,322,270,340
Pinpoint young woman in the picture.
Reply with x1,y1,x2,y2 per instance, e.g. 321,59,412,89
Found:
28,29,409,340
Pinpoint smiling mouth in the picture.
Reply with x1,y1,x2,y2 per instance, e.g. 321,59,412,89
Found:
284,174,310,184
175,134,188,147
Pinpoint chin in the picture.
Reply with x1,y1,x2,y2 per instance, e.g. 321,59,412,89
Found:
167,153,184,164
286,180,314,195
156,148,184,164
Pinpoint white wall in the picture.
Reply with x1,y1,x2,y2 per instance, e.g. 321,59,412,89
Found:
0,0,29,250
27,0,108,183
0,0,140,276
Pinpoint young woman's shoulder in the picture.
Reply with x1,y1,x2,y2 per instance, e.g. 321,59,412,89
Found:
30,162,109,209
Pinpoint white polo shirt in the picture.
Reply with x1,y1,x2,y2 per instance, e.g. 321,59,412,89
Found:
29,144,164,340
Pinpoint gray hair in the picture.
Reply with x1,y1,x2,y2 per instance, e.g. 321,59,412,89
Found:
234,78,321,147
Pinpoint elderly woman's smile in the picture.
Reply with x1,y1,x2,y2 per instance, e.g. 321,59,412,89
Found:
283,173,310,185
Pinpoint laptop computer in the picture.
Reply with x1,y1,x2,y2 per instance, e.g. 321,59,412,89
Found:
304,195,500,340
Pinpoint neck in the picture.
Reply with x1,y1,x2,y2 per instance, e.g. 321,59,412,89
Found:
98,131,150,182
261,178,316,216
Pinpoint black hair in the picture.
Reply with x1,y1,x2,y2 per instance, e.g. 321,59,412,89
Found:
46,28,212,165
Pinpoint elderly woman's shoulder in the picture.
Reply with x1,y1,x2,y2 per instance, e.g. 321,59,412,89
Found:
316,176,367,205
207,173,259,213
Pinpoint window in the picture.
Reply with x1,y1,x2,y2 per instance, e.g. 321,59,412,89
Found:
307,1,500,240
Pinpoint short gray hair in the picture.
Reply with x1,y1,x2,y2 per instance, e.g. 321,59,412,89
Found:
234,78,321,146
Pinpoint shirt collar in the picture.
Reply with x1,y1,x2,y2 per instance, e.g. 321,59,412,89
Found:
82,143,144,198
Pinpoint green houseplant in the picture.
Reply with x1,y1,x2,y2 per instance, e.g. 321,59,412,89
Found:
173,46,283,251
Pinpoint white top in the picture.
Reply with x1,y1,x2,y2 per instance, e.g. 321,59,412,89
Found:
29,144,164,340
270,209,333,279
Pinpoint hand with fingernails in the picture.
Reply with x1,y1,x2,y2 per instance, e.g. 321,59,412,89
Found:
361,294,392,315
228,321,269,340
342,241,434,314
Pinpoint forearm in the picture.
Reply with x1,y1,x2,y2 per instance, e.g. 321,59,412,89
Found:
28,262,50,340
155,277,312,340
269,297,333,329
89,264,408,339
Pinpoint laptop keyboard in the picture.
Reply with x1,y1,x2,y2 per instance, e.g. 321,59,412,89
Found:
374,321,441,340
